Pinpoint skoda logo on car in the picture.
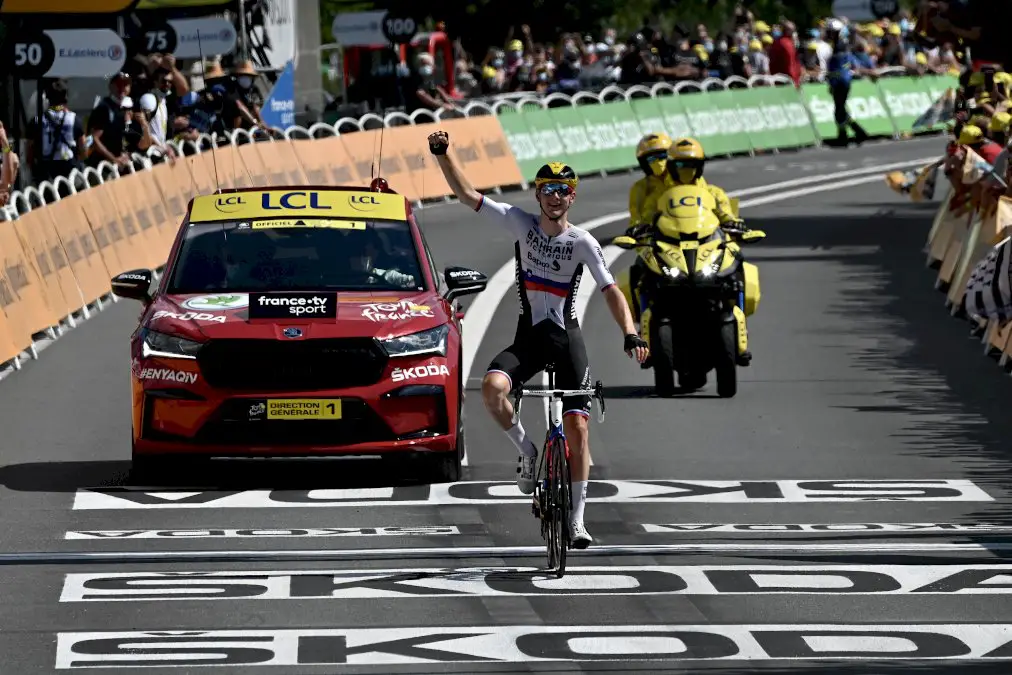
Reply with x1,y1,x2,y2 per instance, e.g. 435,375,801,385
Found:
283,327,303,338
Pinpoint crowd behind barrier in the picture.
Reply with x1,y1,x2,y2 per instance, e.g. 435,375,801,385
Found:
0,74,953,374
922,170,1012,370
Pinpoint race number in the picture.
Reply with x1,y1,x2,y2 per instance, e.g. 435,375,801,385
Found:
8,33,54,78
381,11,418,45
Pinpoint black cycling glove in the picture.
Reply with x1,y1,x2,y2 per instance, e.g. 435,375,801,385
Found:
624,333,647,352
428,132,449,155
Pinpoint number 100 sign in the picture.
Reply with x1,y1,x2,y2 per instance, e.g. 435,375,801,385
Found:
7,29,127,79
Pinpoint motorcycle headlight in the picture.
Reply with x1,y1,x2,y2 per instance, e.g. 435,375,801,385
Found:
140,329,202,360
381,324,449,358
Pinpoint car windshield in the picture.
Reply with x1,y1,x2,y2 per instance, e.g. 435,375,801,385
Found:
166,218,425,293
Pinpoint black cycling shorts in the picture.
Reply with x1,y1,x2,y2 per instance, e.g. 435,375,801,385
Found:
487,319,593,417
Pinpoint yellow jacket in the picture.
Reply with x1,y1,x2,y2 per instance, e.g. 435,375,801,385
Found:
628,174,670,228
643,177,737,226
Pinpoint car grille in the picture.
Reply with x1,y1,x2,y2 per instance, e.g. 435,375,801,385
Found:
194,397,395,446
197,338,387,391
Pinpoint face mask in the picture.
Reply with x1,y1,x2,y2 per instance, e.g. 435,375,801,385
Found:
674,167,697,183
396,63,410,77
704,41,714,52
419,65,434,76
900,19,910,32
717,41,728,51
605,35,615,46
772,29,782,39
510,50,523,60
237,76,253,89
493,58,504,68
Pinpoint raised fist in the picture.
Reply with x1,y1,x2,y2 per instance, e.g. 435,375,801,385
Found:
428,130,449,155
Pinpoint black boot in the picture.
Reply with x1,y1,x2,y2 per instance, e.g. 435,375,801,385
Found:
736,350,752,366
850,120,869,145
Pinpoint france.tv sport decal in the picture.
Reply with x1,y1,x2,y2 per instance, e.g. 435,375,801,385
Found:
188,190,408,223
249,292,338,319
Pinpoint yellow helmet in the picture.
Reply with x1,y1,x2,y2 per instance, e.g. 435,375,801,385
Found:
655,185,721,240
534,161,579,189
667,137,706,184
636,132,672,177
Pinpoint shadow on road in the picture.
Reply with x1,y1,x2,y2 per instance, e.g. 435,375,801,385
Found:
752,198,1012,517
0,456,456,491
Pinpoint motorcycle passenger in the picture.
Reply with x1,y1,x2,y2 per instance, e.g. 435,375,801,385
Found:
427,128,649,550
634,137,752,366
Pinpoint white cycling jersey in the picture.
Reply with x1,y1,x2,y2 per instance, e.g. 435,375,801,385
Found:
475,195,615,329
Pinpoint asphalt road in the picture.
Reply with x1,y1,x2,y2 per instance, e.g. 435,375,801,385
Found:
7,135,1012,672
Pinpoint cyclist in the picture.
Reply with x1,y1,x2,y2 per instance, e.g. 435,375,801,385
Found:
635,136,753,366
427,129,649,549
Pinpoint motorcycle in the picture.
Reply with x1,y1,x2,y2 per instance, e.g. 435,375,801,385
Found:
614,186,764,397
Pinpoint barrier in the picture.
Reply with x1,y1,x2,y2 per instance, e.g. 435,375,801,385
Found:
0,75,954,375
495,75,957,179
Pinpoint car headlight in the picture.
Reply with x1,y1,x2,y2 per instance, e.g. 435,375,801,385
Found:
381,324,449,358
141,329,203,360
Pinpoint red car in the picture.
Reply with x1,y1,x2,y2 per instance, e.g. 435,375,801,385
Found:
111,183,488,482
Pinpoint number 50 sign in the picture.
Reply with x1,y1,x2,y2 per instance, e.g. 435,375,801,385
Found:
7,29,127,78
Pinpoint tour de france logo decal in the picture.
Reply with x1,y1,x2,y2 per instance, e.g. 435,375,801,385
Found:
182,293,250,311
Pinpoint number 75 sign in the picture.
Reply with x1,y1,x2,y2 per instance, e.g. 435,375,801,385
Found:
7,29,126,78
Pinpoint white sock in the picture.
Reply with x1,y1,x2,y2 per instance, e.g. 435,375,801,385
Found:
506,422,538,458
571,480,588,525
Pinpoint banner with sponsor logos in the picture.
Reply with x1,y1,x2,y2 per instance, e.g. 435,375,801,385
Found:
499,75,958,180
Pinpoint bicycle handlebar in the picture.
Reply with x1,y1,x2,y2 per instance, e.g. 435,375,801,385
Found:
510,380,606,425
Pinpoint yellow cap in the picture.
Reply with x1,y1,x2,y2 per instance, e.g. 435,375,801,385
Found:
806,41,819,51
482,65,497,79
749,39,762,51
888,24,902,36
991,113,1012,132
754,20,770,33
761,34,774,45
958,124,984,145
508,39,523,51
868,26,884,38
916,52,928,65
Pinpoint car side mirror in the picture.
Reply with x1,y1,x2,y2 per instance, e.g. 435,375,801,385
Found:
612,235,639,249
444,266,488,302
741,229,766,243
111,269,154,303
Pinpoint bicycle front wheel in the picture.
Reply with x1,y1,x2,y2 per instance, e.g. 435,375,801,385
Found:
546,436,572,578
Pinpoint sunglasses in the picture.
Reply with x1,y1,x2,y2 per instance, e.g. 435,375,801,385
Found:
539,183,574,197
645,152,667,163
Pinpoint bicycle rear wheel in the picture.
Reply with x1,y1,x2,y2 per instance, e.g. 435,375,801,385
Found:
545,435,572,578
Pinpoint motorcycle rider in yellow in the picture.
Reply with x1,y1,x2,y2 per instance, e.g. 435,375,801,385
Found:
626,136,753,367
628,132,673,229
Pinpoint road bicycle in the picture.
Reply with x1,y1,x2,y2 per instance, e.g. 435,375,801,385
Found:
511,362,605,578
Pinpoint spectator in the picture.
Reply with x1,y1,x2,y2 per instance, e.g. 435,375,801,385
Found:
87,72,132,170
707,36,735,80
666,37,704,82
879,24,905,68
232,60,264,130
26,79,85,183
960,124,1002,164
121,96,153,157
748,38,770,75
618,34,655,86
769,20,802,85
405,53,455,112
0,122,19,207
